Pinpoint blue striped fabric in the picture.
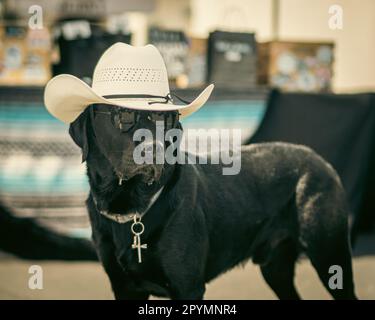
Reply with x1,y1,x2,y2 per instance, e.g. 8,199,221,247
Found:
183,100,265,132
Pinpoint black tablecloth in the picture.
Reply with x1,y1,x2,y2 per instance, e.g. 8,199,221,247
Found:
247,89,375,237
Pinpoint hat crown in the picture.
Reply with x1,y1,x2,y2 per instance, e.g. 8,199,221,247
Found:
92,43,170,97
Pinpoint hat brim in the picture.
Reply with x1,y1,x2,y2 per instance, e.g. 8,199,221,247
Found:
44,74,214,124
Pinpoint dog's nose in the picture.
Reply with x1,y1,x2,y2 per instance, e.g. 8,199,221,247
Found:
123,163,162,185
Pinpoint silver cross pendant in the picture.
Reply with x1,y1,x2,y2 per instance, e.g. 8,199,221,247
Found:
131,214,147,263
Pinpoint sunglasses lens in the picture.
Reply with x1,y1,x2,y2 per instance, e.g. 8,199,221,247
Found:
117,111,135,131
165,114,174,129
101,109,179,132
168,112,179,129
152,113,165,123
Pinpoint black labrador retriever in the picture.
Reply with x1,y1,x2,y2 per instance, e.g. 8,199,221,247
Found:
69,103,357,300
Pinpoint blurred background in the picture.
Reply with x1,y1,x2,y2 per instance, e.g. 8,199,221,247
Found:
0,0,375,299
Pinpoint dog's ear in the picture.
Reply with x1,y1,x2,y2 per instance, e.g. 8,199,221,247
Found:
69,108,90,163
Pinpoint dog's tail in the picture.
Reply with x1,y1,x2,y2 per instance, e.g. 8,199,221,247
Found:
0,202,98,261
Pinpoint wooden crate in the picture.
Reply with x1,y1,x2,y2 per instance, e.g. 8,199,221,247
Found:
0,26,52,86
258,41,334,92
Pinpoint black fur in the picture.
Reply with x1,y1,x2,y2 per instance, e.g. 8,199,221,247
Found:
69,104,357,300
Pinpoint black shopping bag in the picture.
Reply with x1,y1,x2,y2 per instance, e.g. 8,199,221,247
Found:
54,23,131,79
207,30,257,88
149,28,189,80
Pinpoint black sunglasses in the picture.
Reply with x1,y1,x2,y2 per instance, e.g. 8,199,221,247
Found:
93,105,180,132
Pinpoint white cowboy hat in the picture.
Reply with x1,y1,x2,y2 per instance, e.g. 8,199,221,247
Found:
44,42,214,123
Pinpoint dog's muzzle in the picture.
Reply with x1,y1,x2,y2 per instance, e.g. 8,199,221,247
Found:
117,140,164,185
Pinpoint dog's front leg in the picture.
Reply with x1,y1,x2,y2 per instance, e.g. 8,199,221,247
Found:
95,235,149,300
170,285,206,300
161,209,208,300
165,258,206,299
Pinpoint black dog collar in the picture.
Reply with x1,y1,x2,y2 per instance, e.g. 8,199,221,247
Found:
92,186,164,224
